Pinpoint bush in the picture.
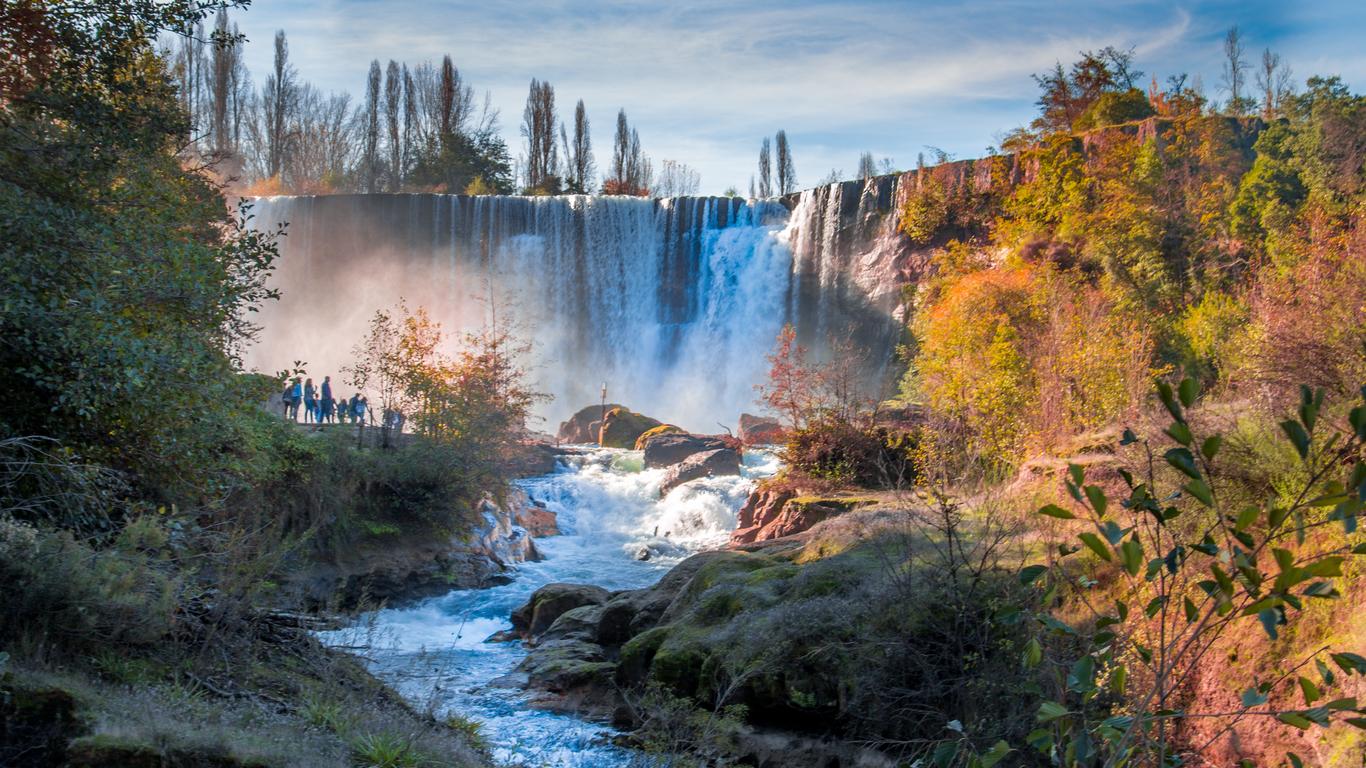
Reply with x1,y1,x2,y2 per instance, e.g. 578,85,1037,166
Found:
783,420,916,488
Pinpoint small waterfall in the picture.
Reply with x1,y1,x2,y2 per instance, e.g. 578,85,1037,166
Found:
246,189,900,430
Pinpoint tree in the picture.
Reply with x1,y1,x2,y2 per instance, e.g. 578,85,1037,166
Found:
604,109,649,195
208,8,233,156
654,160,700,197
261,30,296,180
857,151,876,179
1256,48,1294,118
383,60,401,189
361,60,381,193
520,78,558,192
566,99,594,193
0,0,284,498
1221,26,1251,115
757,137,772,197
1033,47,1144,133
776,129,796,195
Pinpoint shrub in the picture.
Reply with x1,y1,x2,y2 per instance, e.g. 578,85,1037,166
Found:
783,420,916,489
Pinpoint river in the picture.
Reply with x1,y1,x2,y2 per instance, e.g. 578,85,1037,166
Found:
320,446,780,767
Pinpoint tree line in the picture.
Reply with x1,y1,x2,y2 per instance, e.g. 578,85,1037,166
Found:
167,12,709,198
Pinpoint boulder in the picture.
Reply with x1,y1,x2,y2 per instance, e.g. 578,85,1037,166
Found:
632,423,685,450
557,403,623,444
659,448,742,496
598,407,663,449
641,432,729,469
738,413,785,445
730,491,876,545
510,583,610,639
514,498,559,537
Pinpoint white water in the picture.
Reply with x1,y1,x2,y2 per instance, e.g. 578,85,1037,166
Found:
246,195,799,433
320,447,780,767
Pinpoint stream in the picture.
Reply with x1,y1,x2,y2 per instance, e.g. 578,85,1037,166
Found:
320,446,780,767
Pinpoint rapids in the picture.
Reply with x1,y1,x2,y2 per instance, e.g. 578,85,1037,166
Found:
319,447,781,767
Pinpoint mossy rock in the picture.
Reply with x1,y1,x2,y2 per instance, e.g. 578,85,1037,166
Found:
598,408,663,449
633,424,684,450
616,626,671,687
648,634,711,698
517,639,612,692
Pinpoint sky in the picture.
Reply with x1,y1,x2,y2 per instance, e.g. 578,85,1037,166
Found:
231,0,1366,196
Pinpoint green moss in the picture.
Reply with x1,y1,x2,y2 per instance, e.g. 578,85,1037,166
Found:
633,424,684,449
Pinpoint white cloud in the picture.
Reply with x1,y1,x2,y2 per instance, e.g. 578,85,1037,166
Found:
230,0,1357,194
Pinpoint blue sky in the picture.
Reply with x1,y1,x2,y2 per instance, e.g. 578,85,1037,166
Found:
232,0,1366,195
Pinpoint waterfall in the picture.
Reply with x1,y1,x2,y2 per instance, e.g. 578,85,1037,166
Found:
246,188,903,432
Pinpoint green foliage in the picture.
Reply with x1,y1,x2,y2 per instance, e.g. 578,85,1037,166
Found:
1074,88,1156,131
1021,379,1366,766
0,1,281,505
349,731,427,768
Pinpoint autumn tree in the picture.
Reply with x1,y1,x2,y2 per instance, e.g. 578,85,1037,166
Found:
605,109,650,195
383,60,402,189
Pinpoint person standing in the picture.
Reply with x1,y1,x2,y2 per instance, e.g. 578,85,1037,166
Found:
321,376,335,424
287,377,303,421
303,378,317,424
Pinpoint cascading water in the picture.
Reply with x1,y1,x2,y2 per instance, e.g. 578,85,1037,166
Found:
259,184,910,763
320,448,782,767
245,187,903,431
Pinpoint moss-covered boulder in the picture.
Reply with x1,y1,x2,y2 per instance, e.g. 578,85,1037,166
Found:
633,424,685,450
598,407,663,449
557,403,623,443
510,583,610,639
641,432,731,468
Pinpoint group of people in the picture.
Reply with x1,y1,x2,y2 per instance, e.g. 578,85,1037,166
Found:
282,375,369,425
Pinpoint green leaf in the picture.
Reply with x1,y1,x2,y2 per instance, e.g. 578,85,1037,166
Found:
1166,421,1193,446
1145,595,1167,618
1277,712,1313,730
1201,435,1223,460
1068,656,1096,694
1303,581,1339,598
1331,652,1366,675
1316,658,1336,686
1068,464,1085,487
1287,752,1305,768
1038,504,1076,520
1120,538,1143,576
1303,557,1343,578
1298,676,1321,705
1183,596,1198,622
1110,663,1127,696
1019,564,1048,585
1234,506,1258,530
1164,447,1201,479
932,740,958,768
1241,687,1269,707
1023,636,1042,668
1178,377,1199,407
1036,700,1069,722
1078,532,1113,562
1345,718,1366,731
1185,478,1215,507
1084,485,1108,516
1325,697,1357,711
1259,607,1283,640
1280,419,1311,460
1157,380,1184,423
978,740,1011,768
